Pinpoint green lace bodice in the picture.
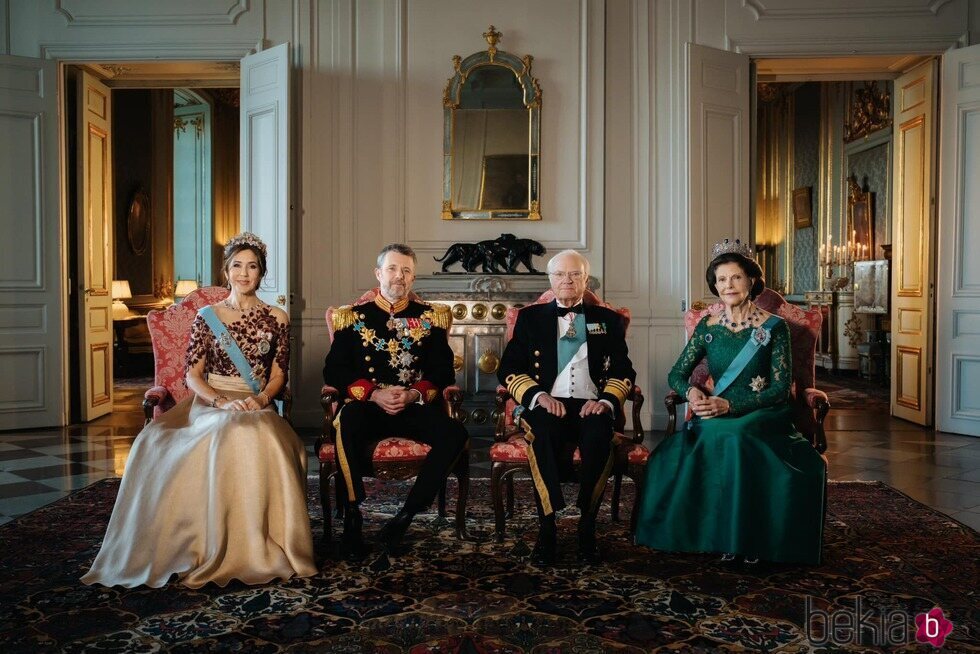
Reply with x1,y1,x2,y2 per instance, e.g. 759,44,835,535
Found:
668,315,792,416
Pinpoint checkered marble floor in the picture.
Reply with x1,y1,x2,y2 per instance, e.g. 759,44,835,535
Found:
1,385,978,531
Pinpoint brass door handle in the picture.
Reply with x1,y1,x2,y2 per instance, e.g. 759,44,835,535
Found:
453,355,464,372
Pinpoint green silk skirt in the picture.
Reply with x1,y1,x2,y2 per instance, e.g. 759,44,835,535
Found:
635,403,826,565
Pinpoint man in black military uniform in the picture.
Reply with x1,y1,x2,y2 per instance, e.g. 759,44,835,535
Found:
498,249,636,565
323,243,468,557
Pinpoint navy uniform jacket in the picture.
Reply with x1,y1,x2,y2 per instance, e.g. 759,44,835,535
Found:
323,293,454,404
498,300,636,412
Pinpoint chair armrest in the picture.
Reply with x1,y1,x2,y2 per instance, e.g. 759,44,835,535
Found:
320,384,339,445
804,388,829,408
628,385,645,443
804,388,830,454
142,386,169,424
443,385,463,420
664,391,683,436
495,386,513,441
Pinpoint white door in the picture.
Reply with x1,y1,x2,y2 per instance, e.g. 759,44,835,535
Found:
687,44,751,303
240,43,290,312
76,71,114,421
173,99,213,286
937,44,980,437
0,55,64,429
891,60,938,426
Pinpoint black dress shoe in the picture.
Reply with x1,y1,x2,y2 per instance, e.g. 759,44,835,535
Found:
341,505,369,561
530,531,557,566
378,509,414,552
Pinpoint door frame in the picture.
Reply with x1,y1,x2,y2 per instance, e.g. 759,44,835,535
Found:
737,47,953,425
48,45,254,422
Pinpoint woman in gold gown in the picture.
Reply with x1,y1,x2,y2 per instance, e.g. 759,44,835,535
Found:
82,233,316,588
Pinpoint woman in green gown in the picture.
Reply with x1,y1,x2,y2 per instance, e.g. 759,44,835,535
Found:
635,240,825,565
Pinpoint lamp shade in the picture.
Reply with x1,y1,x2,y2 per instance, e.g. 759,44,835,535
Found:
174,279,199,298
111,280,132,300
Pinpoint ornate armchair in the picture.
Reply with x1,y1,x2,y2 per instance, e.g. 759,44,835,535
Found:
491,290,648,541
142,286,230,423
316,290,469,545
663,288,830,452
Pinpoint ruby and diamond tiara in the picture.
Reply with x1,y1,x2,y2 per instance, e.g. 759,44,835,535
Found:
711,238,755,260
226,231,267,256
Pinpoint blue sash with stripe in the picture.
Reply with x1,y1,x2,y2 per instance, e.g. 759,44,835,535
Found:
199,306,262,394
711,315,781,398
557,313,587,373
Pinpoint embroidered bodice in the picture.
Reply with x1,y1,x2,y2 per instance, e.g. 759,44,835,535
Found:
186,304,290,384
668,315,792,416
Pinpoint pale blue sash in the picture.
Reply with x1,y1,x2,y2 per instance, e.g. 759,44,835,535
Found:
557,313,587,373
711,315,781,398
199,306,262,394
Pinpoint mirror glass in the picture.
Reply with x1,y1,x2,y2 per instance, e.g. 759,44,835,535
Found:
452,67,528,210
442,27,541,221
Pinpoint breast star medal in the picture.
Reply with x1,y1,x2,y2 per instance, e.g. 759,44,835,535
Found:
749,375,767,392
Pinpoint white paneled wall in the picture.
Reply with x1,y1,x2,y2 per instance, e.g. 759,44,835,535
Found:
3,0,977,428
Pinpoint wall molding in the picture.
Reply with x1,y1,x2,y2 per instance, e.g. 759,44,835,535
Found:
40,42,257,61
55,0,251,27
741,0,955,21
729,33,967,55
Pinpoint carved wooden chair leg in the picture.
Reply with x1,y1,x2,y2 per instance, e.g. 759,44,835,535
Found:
610,472,623,522
491,462,508,542
319,464,333,546
454,453,470,540
628,465,644,540
505,473,516,518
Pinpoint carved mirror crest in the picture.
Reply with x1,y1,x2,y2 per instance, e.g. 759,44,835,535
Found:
442,26,541,220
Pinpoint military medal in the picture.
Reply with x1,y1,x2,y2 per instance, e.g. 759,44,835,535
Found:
565,323,577,339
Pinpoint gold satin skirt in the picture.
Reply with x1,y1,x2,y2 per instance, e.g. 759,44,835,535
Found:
81,375,317,588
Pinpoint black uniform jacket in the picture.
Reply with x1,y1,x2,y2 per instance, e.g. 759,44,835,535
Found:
323,293,455,404
498,300,636,411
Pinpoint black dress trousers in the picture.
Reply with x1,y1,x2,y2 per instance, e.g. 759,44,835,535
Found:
335,400,469,514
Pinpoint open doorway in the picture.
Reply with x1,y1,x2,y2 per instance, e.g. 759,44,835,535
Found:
751,55,935,421
63,62,240,423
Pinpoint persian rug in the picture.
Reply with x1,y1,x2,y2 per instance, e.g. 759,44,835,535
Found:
815,370,889,411
0,478,976,652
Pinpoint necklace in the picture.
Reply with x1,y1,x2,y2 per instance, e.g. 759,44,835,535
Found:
223,298,261,313
719,302,761,329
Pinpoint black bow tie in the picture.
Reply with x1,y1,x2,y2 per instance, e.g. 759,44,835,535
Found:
556,303,583,317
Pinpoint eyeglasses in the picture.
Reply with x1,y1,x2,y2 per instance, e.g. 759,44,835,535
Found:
548,271,585,280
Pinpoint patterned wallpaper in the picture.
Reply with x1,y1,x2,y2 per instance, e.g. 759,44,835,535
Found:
793,83,820,294
847,143,890,258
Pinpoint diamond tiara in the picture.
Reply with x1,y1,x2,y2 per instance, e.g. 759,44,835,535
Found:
226,231,267,257
711,238,755,260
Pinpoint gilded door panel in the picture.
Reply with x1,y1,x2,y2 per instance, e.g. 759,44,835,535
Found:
891,60,936,426
77,71,113,421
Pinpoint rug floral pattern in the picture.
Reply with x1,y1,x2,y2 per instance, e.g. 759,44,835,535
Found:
0,479,977,652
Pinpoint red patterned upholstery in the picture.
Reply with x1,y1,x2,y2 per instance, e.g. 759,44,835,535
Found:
666,288,830,452
317,288,469,543
142,286,230,422
491,289,648,539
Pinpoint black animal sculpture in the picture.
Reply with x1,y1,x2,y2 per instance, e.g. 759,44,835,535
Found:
434,233,545,274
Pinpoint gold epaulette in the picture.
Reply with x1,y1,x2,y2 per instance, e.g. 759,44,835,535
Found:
331,305,358,331
422,302,452,330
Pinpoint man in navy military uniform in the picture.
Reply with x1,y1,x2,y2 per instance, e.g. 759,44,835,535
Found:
324,243,469,558
498,249,636,564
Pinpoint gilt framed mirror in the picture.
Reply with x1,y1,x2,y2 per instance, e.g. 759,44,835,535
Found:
442,26,541,220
